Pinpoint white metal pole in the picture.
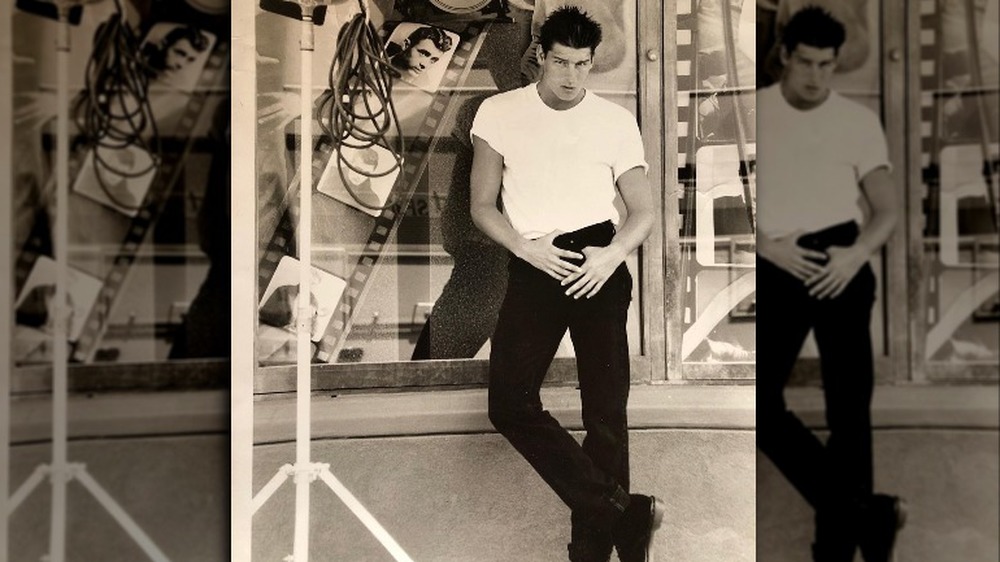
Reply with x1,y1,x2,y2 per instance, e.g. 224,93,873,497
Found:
1,0,14,558
49,12,72,562
294,9,315,562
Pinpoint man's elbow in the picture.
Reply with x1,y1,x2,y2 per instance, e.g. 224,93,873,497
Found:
469,203,490,232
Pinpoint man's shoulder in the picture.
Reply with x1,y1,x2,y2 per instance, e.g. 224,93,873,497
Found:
479,85,531,110
584,91,637,123
829,91,882,124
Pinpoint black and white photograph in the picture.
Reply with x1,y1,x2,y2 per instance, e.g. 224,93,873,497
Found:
317,143,402,216
755,1,998,561
141,21,217,92
72,145,158,216
238,1,754,561
385,22,459,93
3,1,231,560
1,1,997,562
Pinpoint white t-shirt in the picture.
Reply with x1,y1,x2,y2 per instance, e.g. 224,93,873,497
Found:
756,84,891,238
470,84,648,239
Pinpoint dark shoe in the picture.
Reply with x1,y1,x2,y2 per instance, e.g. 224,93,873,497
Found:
812,506,858,562
859,494,907,562
612,494,666,562
567,542,612,562
567,519,613,562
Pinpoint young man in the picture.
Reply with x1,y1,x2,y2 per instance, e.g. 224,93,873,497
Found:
470,7,663,562
756,7,905,562
142,24,210,83
386,25,454,79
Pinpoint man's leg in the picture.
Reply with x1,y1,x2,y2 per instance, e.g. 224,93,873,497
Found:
756,257,832,508
488,258,629,545
566,264,634,561
813,263,876,501
810,263,877,559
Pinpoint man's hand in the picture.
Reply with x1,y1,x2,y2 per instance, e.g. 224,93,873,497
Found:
561,244,627,299
516,231,584,280
758,231,828,281
805,244,869,299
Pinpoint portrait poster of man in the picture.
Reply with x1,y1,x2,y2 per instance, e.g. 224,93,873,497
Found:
317,143,401,217
72,144,158,217
258,256,346,343
15,256,102,343
141,22,217,93
384,22,459,93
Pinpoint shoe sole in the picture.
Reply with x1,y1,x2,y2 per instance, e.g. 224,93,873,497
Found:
645,496,666,562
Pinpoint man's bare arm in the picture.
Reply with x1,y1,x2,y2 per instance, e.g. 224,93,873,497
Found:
807,165,898,299
469,135,582,280
562,166,653,299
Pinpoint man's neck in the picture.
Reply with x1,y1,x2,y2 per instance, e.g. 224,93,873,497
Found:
779,81,831,111
536,82,586,111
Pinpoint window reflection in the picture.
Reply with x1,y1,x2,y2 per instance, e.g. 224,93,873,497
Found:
255,1,642,365
12,5,231,365
921,0,999,367
679,0,757,367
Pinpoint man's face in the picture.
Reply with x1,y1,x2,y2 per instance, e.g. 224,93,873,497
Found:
537,42,594,105
402,38,444,76
165,38,199,73
780,43,838,107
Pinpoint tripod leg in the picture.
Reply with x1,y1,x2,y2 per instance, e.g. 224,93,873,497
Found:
252,464,294,514
73,467,170,562
317,468,413,562
7,465,50,515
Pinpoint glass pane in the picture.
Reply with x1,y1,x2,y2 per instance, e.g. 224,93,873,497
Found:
12,5,230,365
677,0,757,368
255,1,643,366
919,0,999,368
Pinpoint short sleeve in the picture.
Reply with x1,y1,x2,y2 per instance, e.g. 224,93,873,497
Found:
470,95,504,155
611,110,648,181
855,111,892,179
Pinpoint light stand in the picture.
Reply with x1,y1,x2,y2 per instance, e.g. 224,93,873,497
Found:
6,2,168,560
250,3,413,561
2,1,15,558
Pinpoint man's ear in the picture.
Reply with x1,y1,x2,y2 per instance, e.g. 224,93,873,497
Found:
535,43,544,67
779,44,790,66
401,38,411,51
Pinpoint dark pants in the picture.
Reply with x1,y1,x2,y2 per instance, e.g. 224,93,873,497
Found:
488,221,633,561
757,221,876,555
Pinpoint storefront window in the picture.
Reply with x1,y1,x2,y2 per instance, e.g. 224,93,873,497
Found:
918,0,999,378
676,0,757,376
11,4,230,373
255,1,647,373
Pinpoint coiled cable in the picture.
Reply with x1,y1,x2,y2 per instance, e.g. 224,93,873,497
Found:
316,1,404,211
74,0,159,211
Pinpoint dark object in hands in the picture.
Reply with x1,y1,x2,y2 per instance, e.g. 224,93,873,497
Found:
15,0,84,24
259,0,328,25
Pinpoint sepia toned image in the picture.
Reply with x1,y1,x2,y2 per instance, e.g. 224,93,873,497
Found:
755,1,998,561
236,0,753,561
2,2,995,562
3,0,230,560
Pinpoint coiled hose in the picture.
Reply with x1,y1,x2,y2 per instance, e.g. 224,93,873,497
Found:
74,0,159,211
317,2,404,211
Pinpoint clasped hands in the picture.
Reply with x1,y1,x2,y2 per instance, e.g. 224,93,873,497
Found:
758,231,869,300
516,230,625,299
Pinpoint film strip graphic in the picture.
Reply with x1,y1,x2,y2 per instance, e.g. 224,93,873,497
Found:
257,21,490,364
918,0,1000,331
11,39,232,362
675,0,756,358
676,0,699,334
